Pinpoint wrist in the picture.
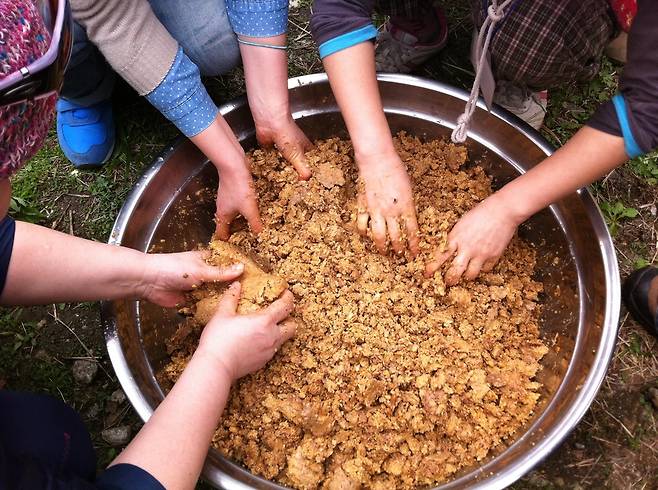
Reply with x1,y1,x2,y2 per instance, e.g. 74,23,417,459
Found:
212,151,248,177
488,186,534,225
252,106,292,133
132,252,160,300
190,116,246,173
192,346,236,383
354,145,399,172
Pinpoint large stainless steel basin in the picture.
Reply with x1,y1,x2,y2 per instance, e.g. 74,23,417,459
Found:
102,74,620,489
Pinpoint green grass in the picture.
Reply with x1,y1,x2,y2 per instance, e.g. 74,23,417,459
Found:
628,332,645,357
600,200,639,236
10,95,180,241
0,308,42,354
542,57,620,146
0,308,74,400
634,257,651,269
629,151,658,185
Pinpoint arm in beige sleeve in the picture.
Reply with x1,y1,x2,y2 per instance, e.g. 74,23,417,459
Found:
70,0,178,95
70,0,264,237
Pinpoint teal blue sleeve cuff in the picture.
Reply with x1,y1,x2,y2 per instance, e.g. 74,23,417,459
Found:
612,94,644,159
318,24,377,59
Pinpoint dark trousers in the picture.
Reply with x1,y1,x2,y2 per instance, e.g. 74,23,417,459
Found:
0,391,96,489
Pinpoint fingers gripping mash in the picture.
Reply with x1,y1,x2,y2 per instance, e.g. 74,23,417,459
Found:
187,240,288,321
161,134,548,489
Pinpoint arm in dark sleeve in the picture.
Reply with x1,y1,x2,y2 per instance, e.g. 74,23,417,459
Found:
96,464,165,490
587,0,658,157
310,0,377,58
0,459,164,490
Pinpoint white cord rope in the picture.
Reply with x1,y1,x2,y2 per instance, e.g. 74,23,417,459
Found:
451,0,512,144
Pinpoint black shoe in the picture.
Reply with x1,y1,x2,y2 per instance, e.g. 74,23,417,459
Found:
622,266,658,337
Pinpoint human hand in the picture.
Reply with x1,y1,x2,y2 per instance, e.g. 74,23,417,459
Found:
424,194,522,285
215,159,263,240
196,283,296,381
356,150,420,255
137,251,244,307
187,114,263,239
256,115,313,180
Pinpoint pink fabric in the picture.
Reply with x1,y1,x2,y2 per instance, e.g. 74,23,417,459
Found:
0,0,54,179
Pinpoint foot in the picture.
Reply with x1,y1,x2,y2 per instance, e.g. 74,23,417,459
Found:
493,81,548,130
56,99,116,168
375,3,448,73
622,266,658,338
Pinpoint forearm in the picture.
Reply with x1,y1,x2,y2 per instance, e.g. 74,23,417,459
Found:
110,351,232,489
494,126,627,223
71,0,177,95
141,48,245,175
1,221,147,305
426,127,629,282
588,0,658,156
322,43,397,159
190,114,246,173
238,34,313,181
241,34,290,125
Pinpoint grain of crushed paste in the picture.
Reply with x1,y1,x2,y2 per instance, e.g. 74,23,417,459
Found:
162,134,548,489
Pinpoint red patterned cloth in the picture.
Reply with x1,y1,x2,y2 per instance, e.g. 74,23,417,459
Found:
0,0,54,180
609,0,637,31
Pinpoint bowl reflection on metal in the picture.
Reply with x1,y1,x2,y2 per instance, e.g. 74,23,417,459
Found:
102,74,619,489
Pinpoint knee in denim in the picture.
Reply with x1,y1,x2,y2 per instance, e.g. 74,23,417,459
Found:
188,34,241,77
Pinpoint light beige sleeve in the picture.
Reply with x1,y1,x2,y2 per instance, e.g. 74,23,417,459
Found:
70,0,179,95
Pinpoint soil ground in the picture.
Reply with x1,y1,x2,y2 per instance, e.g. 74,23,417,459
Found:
1,2,656,488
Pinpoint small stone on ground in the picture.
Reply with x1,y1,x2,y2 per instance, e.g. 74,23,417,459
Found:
109,388,127,405
102,425,131,447
85,402,102,420
72,359,98,385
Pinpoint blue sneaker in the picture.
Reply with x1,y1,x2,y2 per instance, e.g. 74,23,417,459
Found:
56,99,116,168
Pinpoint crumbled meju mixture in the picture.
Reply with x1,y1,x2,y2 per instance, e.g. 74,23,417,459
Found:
162,134,548,489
